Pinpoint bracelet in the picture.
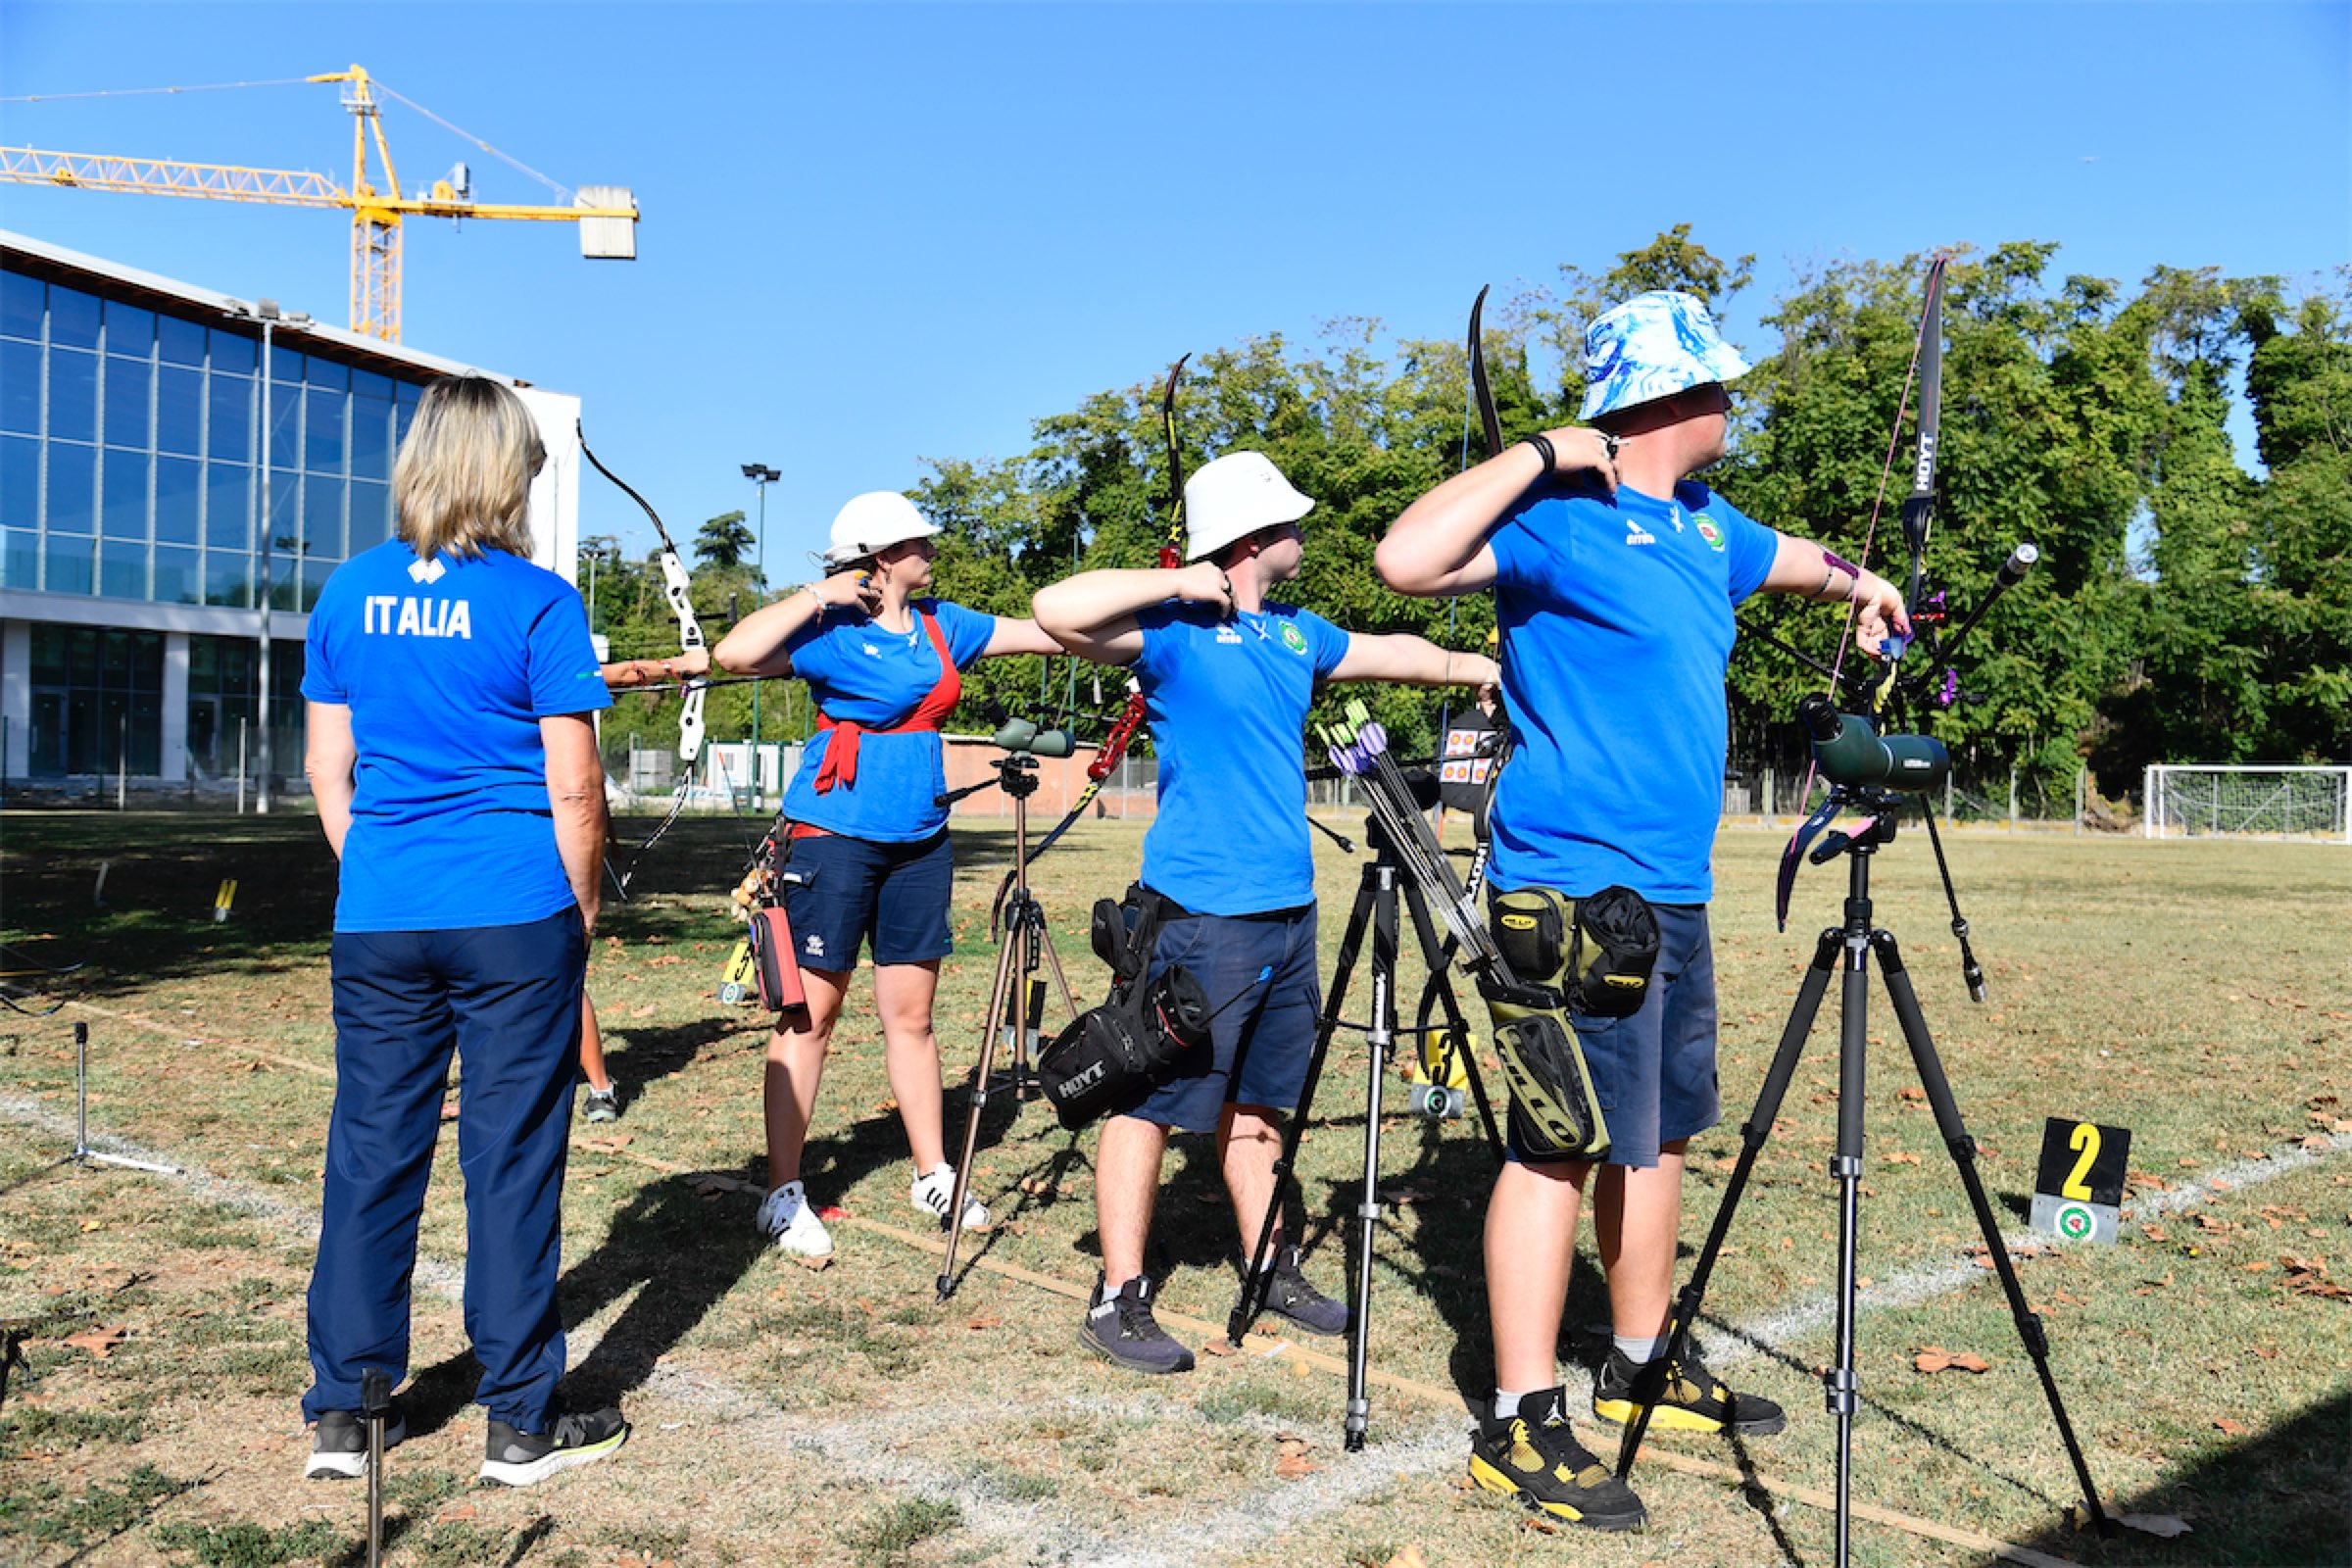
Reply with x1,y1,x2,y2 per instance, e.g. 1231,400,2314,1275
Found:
1519,434,1557,472
1818,565,1838,600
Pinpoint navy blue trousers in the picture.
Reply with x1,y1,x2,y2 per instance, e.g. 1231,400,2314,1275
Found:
303,906,585,1429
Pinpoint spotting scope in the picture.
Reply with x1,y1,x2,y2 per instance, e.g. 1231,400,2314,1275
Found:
1798,693,1949,794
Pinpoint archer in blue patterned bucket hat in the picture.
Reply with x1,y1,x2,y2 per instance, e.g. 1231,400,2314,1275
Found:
1579,290,1752,421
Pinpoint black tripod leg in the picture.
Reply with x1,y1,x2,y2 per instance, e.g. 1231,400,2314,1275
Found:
937,922,1023,1301
1226,865,1374,1346
1345,865,1400,1453
1619,925,1840,1478
1872,930,2113,1535
1831,911,1872,1567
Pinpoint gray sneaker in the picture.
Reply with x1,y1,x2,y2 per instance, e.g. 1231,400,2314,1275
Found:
1258,1245,1350,1337
1079,1273,1195,1375
582,1083,621,1124
479,1406,628,1487
304,1406,407,1481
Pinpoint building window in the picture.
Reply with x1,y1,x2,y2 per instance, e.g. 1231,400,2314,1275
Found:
25,622,164,776
0,264,443,615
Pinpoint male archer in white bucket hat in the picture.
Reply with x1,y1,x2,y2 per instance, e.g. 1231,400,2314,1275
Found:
1035,451,1497,1375
1378,292,1908,1531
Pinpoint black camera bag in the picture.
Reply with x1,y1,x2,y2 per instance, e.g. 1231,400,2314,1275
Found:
1040,886,1211,1130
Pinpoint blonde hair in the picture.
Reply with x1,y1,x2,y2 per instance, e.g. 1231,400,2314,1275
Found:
392,376,545,561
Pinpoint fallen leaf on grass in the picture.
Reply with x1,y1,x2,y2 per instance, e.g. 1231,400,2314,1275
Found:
1385,1547,1430,1568
2120,1512,2193,1539
965,1315,1002,1331
435,1501,477,1523
1882,1152,1920,1165
61,1324,127,1358
2214,1417,2248,1437
1912,1347,1989,1374
791,1253,833,1272
629,1004,656,1018
1200,1340,1235,1358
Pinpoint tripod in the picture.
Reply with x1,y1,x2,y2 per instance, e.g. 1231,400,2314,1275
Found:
936,753,1081,1300
1229,828,1502,1451
1613,788,2109,1563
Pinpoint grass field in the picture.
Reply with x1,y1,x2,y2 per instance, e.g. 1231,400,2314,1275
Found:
2,808,2347,1568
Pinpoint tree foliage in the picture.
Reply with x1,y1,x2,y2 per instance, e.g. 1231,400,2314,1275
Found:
580,240,2350,797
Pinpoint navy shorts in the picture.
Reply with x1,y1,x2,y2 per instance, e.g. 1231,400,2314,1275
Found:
777,829,955,971
1503,901,1721,1170
1122,902,1320,1134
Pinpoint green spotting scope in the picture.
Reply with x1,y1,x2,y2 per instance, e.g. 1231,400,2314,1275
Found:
1799,693,1949,793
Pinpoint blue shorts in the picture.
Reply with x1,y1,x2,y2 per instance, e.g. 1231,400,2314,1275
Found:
776,829,954,971
1122,902,1320,1134
1503,901,1720,1170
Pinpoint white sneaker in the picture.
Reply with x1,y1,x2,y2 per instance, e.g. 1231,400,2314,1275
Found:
756,1179,834,1257
909,1163,989,1232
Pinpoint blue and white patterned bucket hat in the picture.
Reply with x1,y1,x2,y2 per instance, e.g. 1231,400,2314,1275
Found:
1579,290,1751,420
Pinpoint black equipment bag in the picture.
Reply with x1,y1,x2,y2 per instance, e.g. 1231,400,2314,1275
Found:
1565,885,1660,1019
1041,885,1211,1130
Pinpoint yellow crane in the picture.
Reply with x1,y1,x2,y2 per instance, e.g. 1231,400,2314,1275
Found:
0,65,636,343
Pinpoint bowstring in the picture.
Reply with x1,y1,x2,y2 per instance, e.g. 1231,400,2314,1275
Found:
1782,275,1935,837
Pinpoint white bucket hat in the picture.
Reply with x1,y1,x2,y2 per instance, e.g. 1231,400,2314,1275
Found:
1182,452,1315,563
818,491,940,569
1579,290,1751,420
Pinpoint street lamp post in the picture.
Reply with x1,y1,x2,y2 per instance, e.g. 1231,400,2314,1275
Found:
741,463,779,806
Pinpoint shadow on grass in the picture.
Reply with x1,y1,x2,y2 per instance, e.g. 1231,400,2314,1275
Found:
0,814,760,1005
1988,1387,2351,1567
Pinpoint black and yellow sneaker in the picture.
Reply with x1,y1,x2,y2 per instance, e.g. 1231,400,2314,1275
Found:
1468,1388,1647,1532
1592,1343,1788,1437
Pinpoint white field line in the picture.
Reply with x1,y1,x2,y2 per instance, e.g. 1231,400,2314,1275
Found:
0,1089,1459,1566
16,1087,2342,1565
0,1090,466,1300
1711,1130,2352,1366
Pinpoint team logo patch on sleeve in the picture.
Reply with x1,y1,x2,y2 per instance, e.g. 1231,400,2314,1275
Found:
1695,517,1726,552
1280,622,1308,655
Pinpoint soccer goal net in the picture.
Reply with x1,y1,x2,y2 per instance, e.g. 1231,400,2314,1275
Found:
2142,764,2352,842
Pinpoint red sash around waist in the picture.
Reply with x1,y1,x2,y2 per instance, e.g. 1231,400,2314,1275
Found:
810,607,962,794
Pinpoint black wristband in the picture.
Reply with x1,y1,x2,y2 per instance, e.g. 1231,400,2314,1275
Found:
1520,433,1557,472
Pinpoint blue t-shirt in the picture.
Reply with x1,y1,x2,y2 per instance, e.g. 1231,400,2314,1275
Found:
302,541,612,932
1488,479,1778,904
779,598,996,842
1132,602,1350,916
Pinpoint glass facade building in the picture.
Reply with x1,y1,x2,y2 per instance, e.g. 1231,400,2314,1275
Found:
0,233,580,791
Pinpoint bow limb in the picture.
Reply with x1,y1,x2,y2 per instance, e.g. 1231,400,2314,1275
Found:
1468,283,1504,460
576,419,710,764
1775,254,1948,928
994,356,1190,922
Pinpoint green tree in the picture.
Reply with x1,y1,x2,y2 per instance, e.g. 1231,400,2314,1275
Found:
695,510,754,569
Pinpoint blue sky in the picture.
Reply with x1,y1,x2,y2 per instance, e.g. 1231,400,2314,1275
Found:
4,2,2345,571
